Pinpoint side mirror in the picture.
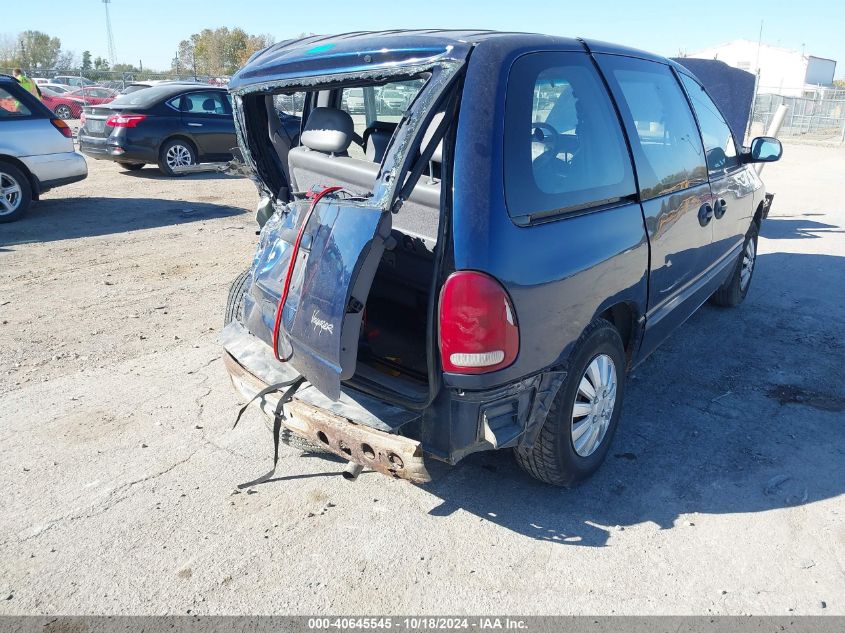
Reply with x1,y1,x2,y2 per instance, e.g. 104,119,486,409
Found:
746,136,783,163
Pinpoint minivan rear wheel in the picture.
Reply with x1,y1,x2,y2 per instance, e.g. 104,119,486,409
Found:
514,318,626,486
0,162,33,224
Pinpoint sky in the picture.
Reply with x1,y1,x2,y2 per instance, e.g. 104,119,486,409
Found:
4,0,844,77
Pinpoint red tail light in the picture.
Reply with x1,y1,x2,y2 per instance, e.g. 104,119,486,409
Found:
106,114,146,128
438,271,519,374
50,118,73,138
79,111,86,126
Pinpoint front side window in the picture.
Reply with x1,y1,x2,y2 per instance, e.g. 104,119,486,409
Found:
598,56,707,200
0,88,31,116
504,52,636,220
680,74,739,175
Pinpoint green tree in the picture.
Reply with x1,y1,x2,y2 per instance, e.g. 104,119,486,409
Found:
81,50,92,72
173,27,274,77
17,30,62,69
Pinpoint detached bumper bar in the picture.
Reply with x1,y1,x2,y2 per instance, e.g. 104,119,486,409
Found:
224,352,431,483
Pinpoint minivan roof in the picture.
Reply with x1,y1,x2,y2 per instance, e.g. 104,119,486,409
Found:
229,30,684,91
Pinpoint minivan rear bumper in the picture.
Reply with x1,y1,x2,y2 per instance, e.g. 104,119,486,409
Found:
221,320,563,474
224,351,431,482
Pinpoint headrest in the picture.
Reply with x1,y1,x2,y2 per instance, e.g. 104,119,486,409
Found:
182,97,193,111
421,112,445,164
202,98,216,112
301,107,355,154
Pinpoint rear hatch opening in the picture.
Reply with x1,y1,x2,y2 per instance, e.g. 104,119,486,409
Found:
232,60,465,407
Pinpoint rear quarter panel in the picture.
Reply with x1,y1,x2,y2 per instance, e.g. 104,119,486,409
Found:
447,39,649,390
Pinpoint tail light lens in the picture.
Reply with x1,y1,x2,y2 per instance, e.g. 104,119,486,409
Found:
106,114,146,128
438,271,519,374
79,111,86,126
50,118,73,138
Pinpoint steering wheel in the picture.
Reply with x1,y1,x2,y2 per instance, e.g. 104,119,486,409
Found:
531,121,561,155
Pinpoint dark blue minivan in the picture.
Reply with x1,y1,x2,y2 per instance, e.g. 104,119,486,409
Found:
220,30,782,486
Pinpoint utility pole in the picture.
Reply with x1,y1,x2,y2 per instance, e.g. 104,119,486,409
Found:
103,0,117,67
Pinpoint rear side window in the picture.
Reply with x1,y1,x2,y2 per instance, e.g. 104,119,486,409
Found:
679,74,739,175
0,87,32,117
597,55,707,200
180,91,228,114
503,52,635,220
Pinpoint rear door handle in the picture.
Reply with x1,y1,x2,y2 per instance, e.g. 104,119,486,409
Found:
187,122,203,127
713,198,727,219
698,203,714,227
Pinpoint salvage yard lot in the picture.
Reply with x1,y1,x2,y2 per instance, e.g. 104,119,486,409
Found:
1,145,843,614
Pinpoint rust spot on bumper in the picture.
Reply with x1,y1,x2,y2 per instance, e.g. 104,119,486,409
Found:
224,352,431,483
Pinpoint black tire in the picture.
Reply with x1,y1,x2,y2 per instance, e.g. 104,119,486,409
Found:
157,138,197,176
54,104,73,120
710,222,759,307
224,269,328,454
0,162,33,224
514,318,626,486
224,269,251,326
117,162,144,171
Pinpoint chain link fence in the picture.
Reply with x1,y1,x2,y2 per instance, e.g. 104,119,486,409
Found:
751,90,845,142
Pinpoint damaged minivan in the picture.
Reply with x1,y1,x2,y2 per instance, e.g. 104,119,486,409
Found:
220,31,781,486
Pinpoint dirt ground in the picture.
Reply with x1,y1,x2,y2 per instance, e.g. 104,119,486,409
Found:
1,146,843,615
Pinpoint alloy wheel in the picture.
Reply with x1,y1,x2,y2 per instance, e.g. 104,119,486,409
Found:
0,172,22,216
571,353,617,457
740,237,756,291
165,144,193,169
56,105,72,119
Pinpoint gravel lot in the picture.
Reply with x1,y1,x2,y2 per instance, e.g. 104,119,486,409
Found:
1,146,843,615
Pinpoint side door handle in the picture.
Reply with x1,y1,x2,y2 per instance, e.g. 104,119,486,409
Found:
698,203,714,227
187,122,203,127
713,198,727,219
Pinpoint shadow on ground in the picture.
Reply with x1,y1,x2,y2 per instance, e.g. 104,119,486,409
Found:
0,195,246,247
761,214,845,240
408,246,845,546
118,167,240,181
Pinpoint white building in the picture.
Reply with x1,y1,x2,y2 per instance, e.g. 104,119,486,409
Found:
687,39,837,97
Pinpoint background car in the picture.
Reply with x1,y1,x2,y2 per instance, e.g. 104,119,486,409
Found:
40,87,84,119
78,83,237,175
0,74,87,222
50,75,95,87
41,82,73,94
120,79,208,95
65,86,117,105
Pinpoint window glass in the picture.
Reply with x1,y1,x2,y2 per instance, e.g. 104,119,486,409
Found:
0,88,31,116
339,78,425,159
601,57,707,200
273,92,305,118
680,74,739,174
181,91,227,114
504,52,636,219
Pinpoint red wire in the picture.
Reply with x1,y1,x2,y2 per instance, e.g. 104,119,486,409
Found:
272,186,343,362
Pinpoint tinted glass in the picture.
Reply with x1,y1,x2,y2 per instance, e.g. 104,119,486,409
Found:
504,52,635,219
181,91,227,114
0,87,31,116
599,56,707,200
680,74,739,174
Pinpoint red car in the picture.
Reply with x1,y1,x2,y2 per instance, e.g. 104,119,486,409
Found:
66,86,117,106
41,87,84,120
